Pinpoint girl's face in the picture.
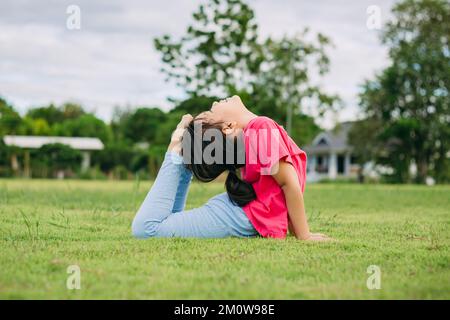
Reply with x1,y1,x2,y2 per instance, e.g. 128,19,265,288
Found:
195,95,242,124
194,95,242,137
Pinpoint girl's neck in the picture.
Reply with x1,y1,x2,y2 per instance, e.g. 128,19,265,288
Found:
236,109,258,129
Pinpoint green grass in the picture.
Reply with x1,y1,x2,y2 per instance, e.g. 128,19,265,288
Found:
0,179,448,299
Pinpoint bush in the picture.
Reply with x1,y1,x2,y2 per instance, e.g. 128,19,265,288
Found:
35,143,82,178
112,165,130,180
77,167,107,180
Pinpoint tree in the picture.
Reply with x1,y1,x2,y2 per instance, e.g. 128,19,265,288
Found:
110,106,132,142
170,96,218,115
26,104,64,126
36,143,81,177
289,114,321,147
22,117,52,136
0,97,23,135
53,114,112,143
358,0,449,183
154,0,339,134
122,108,166,143
94,142,135,174
348,118,385,182
251,34,340,133
26,102,86,125
154,0,260,96
154,111,186,146
60,102,86,120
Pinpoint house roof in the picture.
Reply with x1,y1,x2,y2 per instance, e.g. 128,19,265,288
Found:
3,135,104,151
303,122,353,154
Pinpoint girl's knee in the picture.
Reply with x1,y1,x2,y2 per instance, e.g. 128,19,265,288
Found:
131,216,159,239
131,218,147,239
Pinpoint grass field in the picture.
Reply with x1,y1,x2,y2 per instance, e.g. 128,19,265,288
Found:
0,179,448,299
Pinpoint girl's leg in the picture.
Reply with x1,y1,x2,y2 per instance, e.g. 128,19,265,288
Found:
153,193,258,238
131,152,192,238
171,161,192,213
131,152,257,239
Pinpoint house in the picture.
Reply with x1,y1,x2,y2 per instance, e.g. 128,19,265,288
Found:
303,122,360,182
3,135,104,177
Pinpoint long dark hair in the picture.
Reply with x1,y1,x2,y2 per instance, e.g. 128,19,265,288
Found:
183,119,256,207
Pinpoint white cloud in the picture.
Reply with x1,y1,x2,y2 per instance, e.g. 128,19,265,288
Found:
0,0,396,127
249,0,395,127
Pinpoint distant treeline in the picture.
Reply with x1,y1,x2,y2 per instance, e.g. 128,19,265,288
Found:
1,0,448,184
0,96,320,179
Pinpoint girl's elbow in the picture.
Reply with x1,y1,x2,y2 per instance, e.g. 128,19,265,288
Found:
282,182,302,195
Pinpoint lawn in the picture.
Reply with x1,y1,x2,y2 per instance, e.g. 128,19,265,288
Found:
0,179,448,299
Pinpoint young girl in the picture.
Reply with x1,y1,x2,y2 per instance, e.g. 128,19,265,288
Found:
131,95,330,241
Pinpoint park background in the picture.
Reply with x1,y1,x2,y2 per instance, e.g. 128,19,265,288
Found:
1,0,448,184
0,0,449,299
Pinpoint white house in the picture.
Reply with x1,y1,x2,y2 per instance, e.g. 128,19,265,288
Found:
3,135,104,177
303,122,360,182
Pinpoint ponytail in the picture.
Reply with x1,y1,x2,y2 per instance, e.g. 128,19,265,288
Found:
184,119,257,207
225,168,256,206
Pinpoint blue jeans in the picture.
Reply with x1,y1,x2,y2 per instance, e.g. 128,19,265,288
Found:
131,152,258,238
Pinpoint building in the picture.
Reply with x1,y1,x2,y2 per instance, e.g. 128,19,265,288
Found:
303,122,359,182
3,135,104,177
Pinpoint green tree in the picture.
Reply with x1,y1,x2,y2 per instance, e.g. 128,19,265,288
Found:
170,96,218,115
289,114,321,147
154,111,186,146
154,0,339,133
110,106,132,142
36,143,81,177
0,97,22,135
53,114,112,143
348,118,382,175
26,104,64,126
123,108,167,143
21,117,52,136
26,102,86,125
154,0,260,96
359,0,449,183
94,142,135,174
60,102,86,120
251,34,340,133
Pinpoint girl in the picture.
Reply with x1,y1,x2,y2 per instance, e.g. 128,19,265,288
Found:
131,95,330,241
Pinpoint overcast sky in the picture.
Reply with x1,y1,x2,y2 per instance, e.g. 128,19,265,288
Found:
0,0,397,128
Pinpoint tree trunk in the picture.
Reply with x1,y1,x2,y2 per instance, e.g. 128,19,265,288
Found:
11,154,19,173
415,158,428,184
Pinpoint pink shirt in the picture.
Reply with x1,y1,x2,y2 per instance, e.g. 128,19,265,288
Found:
241,116,307,238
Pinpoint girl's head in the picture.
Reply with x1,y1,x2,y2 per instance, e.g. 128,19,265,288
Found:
182,113,256,207
194,95,245,135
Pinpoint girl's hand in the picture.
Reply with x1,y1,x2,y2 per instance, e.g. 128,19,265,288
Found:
168,114,193,154
304,233,332,242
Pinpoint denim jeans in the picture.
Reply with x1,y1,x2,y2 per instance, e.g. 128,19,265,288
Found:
131,152,258,238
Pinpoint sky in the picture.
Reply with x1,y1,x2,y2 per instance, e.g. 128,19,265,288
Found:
0,0,397,128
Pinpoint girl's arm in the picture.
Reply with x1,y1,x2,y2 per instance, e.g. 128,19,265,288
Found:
168,114,194,213
168,114,193,154
272,161,330,241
